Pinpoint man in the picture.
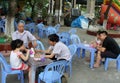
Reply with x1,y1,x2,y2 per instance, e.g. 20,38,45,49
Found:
12,20,37,48
94,31,120,67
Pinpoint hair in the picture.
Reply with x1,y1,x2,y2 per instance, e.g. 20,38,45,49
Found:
99,30,108,36
18,20,25,25
96,30,101,35
10,39,23,50
48,34,59,42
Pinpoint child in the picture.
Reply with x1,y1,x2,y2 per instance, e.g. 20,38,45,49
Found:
90,30,102,48
10,39,31,83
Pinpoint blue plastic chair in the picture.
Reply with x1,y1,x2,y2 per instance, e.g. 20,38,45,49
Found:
37,23,46,38
0,19,5,27
68,28,77,34
70,34,81,44
0,26,5,33
0,53,24,83
25,22,36,33
70,34,83,58
104,54,120,71
46,26,57,37
0,20,5,32
59,32,70,46
38,60,66,83
54,24,61,33
35,40,45,50
66,44,77,77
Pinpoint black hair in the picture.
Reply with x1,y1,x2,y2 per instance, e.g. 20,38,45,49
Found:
96,30,101,35
99,30,108,35
10,39,23,50
48,34,59,42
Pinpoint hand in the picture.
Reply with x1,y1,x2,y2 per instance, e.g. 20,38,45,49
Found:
35,49,43,53
27,49,30,54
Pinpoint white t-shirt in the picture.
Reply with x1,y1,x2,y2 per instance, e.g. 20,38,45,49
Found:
10,51,22,69
49,41,71,60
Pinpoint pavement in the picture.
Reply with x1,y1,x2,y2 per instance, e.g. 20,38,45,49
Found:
0,26,120,83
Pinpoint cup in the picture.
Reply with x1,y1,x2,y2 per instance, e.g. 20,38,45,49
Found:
40,53,45,62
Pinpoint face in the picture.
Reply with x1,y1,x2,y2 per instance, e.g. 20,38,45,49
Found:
99,33,106,41
19,44,26,51
96,34,100,40
48,40,55,46
17,23,24,33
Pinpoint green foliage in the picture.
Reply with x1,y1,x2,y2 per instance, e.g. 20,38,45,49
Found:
0,35,12,43
24,0,49,19
36,0,49,20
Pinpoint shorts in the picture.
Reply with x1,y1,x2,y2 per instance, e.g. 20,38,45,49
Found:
101,51,118,59
12,63,29,71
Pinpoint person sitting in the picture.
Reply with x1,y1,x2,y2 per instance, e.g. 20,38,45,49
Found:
10,39,31,83
37,34,71,61
12,20,37,48
94,31,120,68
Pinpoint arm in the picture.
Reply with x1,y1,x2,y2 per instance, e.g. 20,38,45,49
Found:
35,46,53,54
44,53,55,59
32,40,37,48
97,46,106,52
27,31,37,47
19,49,30,61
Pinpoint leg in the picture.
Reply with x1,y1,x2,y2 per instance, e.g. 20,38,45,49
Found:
29,66,36,83
94,51,101,68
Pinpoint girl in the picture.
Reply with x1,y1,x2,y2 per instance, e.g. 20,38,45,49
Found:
10,39,31,83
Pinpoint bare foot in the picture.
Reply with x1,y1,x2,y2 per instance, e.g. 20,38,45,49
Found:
94,63,100,68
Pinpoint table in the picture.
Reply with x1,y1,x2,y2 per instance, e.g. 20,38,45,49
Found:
77,43,96,68
28,57,53,83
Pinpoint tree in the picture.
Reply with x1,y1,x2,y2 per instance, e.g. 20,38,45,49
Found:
25,0,49,20
5,0,17,36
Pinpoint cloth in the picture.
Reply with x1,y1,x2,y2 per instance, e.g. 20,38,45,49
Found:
49,41,71,60
12,62,29,70
102,36,120,58
12,30,36,48
10,51,23,69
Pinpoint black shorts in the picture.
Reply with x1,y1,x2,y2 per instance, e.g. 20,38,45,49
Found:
101,51,118,59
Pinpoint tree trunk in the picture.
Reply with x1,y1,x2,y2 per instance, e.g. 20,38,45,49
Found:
87,0,95,19
30,0,36,20
5,0,16,36
5,17,15,36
